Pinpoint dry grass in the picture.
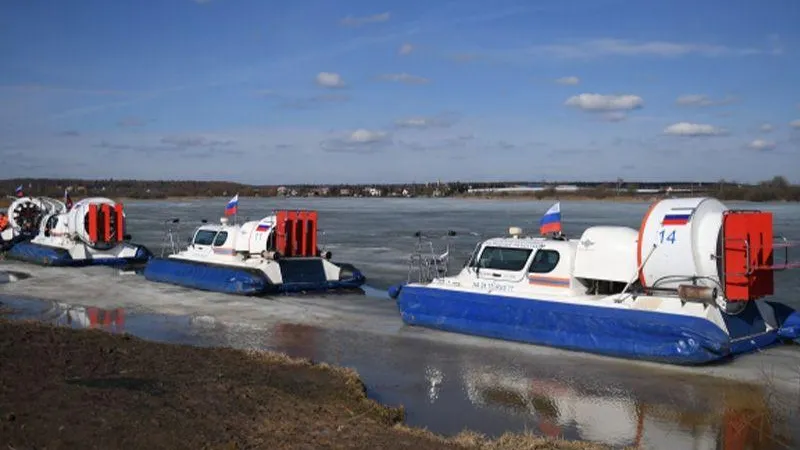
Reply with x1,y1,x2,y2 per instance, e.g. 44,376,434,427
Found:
393,426,621,450
0,318,613,450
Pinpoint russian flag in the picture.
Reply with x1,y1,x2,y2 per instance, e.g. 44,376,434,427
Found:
15,185,23,198
255,223,270,232
662,213,691,226
224,194,239,216
539,202,562,235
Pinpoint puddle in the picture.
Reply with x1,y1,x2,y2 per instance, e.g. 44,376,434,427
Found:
0,269,32,284
3,297,799,450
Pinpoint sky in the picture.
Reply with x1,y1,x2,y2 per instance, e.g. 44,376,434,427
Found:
1,0,799,184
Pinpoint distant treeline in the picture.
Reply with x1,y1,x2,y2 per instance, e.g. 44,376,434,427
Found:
473,177,800,202
0,176,799,202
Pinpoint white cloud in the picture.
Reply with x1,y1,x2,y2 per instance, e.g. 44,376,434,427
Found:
555,76,580,85
565,94,644,111
675,94,738,107
749,139,776,151
663,122,725,136
398,43,414,55
339,12,390,27
378,73,430,84
320,128,390,153
348,129,387,143
760,123,774,132
315,72,345,88
791,119,800,128
527,38,764,59
394,116,454,129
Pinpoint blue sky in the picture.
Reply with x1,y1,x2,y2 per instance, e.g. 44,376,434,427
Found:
1,0,799,184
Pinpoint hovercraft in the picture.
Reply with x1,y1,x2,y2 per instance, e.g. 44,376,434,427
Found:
389,197,800,365
1,196,66,251
5,197,152,267
143,209,366,295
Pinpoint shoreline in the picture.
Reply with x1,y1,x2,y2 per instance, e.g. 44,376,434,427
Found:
3,195,798,209
0,312,612,450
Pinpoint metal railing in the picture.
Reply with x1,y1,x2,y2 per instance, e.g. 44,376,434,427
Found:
407,230,456,284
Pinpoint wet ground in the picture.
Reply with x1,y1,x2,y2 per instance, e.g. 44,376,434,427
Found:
4,318,619,450
2,292,799,450
2,197,800,450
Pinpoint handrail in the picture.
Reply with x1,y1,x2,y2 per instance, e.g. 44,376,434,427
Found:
722,235,800,276
616,243,658,302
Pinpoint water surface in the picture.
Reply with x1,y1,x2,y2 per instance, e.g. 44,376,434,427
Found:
2,197,799,450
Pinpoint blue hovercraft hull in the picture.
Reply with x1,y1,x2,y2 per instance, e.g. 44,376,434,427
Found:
1,234,33,253
390,284,800,365
5,241,152,268
143,257,366,296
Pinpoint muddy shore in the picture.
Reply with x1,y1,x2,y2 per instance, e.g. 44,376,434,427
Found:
0,316,611,450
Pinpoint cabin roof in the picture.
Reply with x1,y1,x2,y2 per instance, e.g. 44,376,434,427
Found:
481,236,576,251
482,236,547,250
195,216,275,233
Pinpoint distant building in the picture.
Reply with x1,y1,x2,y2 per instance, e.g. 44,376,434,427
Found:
554,185,580,192
466,186,545,194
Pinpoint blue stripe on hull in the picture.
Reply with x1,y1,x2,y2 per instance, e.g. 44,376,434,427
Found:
394,285,798,365
143,258,367,296
6,241,151,268
143,257,269,295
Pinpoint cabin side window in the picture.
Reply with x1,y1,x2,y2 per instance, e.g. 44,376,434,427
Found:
193,230,217,246
213,231,228,246
474,246,532,271
46,216,59,230
528,249,560,274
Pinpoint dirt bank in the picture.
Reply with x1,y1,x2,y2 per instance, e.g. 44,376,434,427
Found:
0,318,611,450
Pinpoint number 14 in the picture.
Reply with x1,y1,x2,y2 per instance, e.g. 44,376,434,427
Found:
658,229,676,244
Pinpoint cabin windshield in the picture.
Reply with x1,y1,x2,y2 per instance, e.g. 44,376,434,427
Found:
193,229,218,246
474,246,533,271
213,231,228,246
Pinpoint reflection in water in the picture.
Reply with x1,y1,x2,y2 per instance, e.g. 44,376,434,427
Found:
460,365,794,450
7,298,799,450
425,366,444,403
45,302,126,332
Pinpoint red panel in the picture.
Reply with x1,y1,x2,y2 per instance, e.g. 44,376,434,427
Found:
722,211,774,301
273,210,319,257
307,211,318,256
296,211,305,256
115,309,125,329
115,203,124,242
88,307,98,328
286,211,297,257
276,210,288,255
88,204,98,243
293,211,303,257
102,204,112,242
